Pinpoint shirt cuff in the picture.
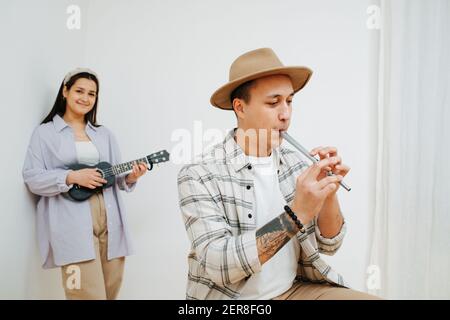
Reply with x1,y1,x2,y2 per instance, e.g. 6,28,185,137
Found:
120,175,137,192
57,170,72,193
314,217,347,246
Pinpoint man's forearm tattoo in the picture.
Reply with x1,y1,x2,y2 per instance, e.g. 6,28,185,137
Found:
255,212,299,265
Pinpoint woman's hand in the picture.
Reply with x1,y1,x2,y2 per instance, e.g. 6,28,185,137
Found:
125,162,148,184
66,168,107,189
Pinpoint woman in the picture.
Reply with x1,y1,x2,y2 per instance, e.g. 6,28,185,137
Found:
22,68,147,299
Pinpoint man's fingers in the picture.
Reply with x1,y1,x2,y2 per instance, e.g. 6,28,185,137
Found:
317,175,343,190
324,156,342,172
310,146,338,159
318,146,338,157
332,155,342,165
319,183,337,198
335,164,350,173
308,157,340,179
309,146,323,157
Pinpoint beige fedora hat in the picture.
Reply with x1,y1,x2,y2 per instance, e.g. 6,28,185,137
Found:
210,48,313,110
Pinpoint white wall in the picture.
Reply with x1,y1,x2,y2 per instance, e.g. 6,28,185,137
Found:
1,0,375,299
0,0,90,298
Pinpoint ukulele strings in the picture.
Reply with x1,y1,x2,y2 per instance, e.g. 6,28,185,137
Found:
100,157,152,178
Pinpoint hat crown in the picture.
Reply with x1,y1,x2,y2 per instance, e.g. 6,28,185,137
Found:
229,48,284,81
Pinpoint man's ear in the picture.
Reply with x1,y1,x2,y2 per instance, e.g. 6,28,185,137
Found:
232,98,245,120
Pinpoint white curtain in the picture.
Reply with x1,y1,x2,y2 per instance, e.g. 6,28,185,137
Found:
369,0,450,299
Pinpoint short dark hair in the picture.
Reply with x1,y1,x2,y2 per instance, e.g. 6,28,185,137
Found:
230,80,256,108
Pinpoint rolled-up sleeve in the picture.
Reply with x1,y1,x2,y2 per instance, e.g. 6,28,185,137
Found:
117,174,136,192
178,166,261,287
314,217,347,256
22,128,73,197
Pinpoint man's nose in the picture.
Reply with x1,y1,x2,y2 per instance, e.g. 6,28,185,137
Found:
278,102,291,121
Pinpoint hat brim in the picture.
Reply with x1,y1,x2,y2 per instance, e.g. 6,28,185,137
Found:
210,66,313,110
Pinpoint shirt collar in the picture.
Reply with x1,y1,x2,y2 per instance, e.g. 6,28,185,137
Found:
224,128,285,172
53,114,97,132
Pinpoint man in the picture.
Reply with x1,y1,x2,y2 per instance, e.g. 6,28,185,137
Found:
177,48,379,300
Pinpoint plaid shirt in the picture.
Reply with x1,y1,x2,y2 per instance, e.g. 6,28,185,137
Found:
177,129,347,300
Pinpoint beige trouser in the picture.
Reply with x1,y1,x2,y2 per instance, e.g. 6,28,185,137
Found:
61,192,125,300
273,281,382,300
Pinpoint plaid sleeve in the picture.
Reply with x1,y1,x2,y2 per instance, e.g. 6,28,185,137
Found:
178,165,262,286
314,217,347,256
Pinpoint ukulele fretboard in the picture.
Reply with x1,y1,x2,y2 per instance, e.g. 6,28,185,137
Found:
110,157,149,175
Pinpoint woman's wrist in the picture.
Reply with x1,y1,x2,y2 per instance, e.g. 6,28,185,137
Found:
66,170,76,186
125,174,136,184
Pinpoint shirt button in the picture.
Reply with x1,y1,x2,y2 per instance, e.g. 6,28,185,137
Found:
247,165,252,170
248,213,252,218
246,185,251,190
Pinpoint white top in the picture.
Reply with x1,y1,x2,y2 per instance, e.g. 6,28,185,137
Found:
75,141,100,166
239,151,300,300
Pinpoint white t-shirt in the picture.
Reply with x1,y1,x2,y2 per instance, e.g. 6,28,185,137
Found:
239,151,300,300
75,141,100,166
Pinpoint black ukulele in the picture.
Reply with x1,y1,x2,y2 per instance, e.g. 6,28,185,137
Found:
67,150,169,201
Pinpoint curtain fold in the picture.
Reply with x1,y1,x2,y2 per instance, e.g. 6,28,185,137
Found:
369,0,450,299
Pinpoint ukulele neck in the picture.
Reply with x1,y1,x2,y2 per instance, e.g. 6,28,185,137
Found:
110,157,149,176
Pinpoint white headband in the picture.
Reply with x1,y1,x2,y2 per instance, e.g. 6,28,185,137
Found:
63,68,99,85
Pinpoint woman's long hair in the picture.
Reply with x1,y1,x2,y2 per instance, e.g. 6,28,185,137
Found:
41,72,100,126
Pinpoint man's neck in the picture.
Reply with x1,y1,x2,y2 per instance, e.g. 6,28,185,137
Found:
234,127,273,157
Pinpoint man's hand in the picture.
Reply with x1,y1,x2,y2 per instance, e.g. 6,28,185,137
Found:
256,157,341,265
309,146,350,196
308,146,349,238
290,157,344,226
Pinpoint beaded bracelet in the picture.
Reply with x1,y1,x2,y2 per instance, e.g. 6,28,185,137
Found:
284,205,306,233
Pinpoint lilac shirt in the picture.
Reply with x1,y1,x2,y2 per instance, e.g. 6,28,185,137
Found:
22,114,136,269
